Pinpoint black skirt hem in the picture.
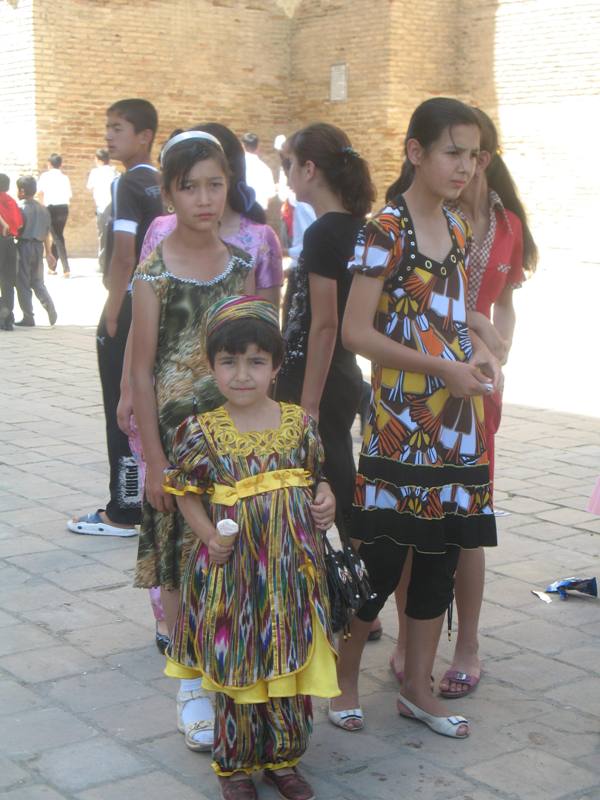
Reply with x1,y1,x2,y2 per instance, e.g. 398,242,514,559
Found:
351,507,497,552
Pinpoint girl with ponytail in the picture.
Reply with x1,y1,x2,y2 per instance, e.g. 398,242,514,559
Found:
418,107,536,699
275,122,376,542
389,107,537,703
334,98,500,739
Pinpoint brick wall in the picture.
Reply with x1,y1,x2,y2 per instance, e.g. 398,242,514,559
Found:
4,0,292,254
2,0,599,267
0,0,38,189
287,0,461,208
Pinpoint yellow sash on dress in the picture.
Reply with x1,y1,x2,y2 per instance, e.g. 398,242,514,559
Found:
209,468,312,507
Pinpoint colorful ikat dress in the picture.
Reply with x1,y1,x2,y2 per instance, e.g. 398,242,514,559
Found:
163,403,338,702
349,198,497,551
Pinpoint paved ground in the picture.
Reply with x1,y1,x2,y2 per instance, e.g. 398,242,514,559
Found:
0,261,599,800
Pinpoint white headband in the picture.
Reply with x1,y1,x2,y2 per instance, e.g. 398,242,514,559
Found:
160,131,224,167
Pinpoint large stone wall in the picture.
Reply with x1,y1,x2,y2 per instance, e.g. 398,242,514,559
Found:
460,0,600,267
0,0,38,181
2,0,292,254
1,0,598,267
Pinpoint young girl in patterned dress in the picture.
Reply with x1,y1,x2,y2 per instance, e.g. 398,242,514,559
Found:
331,98,500,739
130,131,254,750
390,107,538,700
163,296,337,800
119,122,283,658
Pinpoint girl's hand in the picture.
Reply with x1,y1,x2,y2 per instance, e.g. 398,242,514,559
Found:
440,361,490,398
310,482,336,530
469,335,503,393
146,460,176,513
117,385,134,436
471,351,504,394
207,533,235,565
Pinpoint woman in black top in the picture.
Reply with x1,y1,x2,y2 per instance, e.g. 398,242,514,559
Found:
275,123,376,539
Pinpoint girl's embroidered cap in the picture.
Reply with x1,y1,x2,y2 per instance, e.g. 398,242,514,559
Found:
205,295,280,339
160,131,224,167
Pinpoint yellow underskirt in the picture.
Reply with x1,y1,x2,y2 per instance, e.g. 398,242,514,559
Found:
165,611,340,703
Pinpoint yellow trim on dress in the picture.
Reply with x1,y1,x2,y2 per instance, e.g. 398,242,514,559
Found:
165,608,340,703
163,467,312,502
210,468,311,506
213,756,301,777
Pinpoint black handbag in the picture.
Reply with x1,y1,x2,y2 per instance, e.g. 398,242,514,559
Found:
324,534,375,636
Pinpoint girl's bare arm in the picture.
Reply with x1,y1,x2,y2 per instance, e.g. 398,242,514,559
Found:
131,280,174,513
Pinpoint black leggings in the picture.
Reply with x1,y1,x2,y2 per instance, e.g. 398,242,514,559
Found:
97,294,141,525
356,538,460,621
48,204,70,273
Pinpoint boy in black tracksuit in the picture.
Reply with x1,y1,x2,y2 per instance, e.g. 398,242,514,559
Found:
68,98,163,537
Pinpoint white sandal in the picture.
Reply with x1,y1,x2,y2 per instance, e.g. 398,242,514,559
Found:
176,687,215,751
327,702,364,732
397,693,469,739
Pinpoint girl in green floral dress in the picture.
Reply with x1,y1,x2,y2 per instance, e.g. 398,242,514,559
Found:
130,131,253,750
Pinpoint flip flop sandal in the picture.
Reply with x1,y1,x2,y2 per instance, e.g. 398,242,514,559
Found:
439,669,481,699
67,511,138,538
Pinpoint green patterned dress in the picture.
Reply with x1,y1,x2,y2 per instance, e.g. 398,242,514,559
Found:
133,243,253,589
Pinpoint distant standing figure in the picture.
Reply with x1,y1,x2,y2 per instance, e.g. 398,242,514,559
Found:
15,176,57,326
87,148,119,271
37,153,72,276
0,174,24,331
241,132,276,210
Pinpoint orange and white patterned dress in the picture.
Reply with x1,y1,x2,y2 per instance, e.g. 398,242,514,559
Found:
348,197,497,552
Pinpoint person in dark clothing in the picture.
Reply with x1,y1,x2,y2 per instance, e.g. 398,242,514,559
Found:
0,174,24,331
14,176,57,327
68,98,163,538
274,123,376,539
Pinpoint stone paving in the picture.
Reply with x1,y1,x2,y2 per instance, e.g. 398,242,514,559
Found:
0,263,599,799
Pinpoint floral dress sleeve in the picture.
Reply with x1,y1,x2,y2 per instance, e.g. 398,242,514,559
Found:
299,412,326,487
255,224,284,289
132,247,170,302
347,204,406,281
163,414,213,495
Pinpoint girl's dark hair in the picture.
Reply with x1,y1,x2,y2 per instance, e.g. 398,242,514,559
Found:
193,123,266,224
207,317,284,369
472,108,538,272
289,123,375,218
386,97,481,202
161,135,230,192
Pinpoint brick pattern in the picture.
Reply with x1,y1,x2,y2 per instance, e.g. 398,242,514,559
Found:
1,0,599,266
0,0,38,181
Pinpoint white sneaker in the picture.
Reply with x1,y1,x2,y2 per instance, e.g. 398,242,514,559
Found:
176,687,214,751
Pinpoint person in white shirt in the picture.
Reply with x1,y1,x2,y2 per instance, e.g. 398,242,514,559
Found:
87,148,119,271
241,132,276,211
37,153,73,276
